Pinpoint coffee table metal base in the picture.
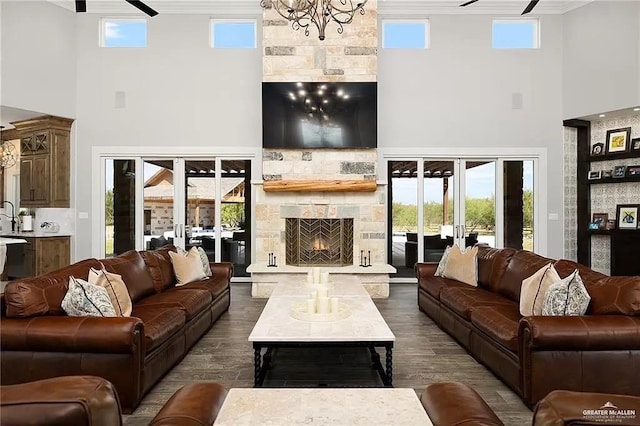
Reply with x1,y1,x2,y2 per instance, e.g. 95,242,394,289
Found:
253,341,393,387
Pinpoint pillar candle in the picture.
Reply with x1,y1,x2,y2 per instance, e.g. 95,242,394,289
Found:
317,297,330,314
313,267,320,284
317,286,328,299
321,272,329,284
310,291,317,300
330,297,339,313
306,299,316,314
307,271,313,284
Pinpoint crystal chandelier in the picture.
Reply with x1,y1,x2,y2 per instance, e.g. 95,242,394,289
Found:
0,126,17,169
260,0,368,41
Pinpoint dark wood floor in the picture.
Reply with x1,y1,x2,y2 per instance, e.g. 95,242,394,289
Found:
124,284,532,425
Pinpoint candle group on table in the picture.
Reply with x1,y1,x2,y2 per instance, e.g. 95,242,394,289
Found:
306,286,340,315
306,267,330,285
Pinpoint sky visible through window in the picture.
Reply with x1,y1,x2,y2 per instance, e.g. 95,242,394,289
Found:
492,20,538,48
103,20,147,47
212,22,256,48
383,22,427,48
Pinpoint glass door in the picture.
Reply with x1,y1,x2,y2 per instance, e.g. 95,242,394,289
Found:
387,160,418,277
461,160,497,248
104,158,138,257
422,160,455,261
142,159,179,250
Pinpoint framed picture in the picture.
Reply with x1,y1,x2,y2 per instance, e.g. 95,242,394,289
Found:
603,169,613,178
613,165,627,178
591,142,605,157
627,165,640,176
631,138,640,152
616,204,639,229
587,170,602,180
605,219,616,230
588,222,600,230
605,127,632,154
592,213,608,230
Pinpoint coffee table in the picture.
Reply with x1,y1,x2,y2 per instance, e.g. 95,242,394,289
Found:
248,284,395,387
214,388,432,425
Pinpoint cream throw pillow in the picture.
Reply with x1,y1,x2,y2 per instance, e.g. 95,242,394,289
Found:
434,246,452,277
519,263,561,316
169,247,207,285
88,267,133,317
441,245,478,287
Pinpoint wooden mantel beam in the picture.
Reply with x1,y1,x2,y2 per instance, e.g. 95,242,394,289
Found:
263,180,377,193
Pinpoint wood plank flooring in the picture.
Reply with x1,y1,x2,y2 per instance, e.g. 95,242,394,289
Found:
124,284,533,425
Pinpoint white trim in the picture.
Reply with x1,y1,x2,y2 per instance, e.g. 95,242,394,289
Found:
492,18,540,49
99,17,148,48
381,19,430,49
210,18,257,49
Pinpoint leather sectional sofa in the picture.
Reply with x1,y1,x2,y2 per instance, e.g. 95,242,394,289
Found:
0,245,233,413
416,246,640,407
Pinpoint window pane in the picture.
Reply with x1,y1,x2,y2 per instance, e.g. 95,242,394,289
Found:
492,20,538,49
212,21,256,48
383,22,427,49
102,20,147,47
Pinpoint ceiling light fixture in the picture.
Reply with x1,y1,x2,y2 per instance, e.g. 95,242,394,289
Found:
460,0,540,15
260,0,368,41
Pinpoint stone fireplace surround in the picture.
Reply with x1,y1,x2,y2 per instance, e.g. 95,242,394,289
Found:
249,149,395,298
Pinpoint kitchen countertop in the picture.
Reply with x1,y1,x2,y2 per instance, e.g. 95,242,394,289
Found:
0,232,73,238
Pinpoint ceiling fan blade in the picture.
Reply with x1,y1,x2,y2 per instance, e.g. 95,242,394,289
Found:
521,0,540,15
75,0,86,12
459,0,480,6
125,0,158,16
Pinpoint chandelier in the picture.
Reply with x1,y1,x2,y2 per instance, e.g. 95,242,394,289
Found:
0,126,17,169
260,0,368,41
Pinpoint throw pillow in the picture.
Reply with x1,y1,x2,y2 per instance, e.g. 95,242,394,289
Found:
88,266,133,317
176,246,211,277
61,276,116,317
442,245,479,287
169,247,207,285
541,270,591,316
197,247,212,276
434,246,452,277
519,263,562,316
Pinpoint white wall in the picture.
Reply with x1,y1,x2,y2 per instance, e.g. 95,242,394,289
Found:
0,1,77,118
74,13,263,257
563,1,640,119
378,14,564,258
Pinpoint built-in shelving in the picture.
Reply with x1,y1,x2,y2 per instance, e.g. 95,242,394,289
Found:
588,151,640,162
586,175,640,185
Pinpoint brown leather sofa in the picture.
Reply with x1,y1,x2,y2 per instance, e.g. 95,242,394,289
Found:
416,247,640,407
0,245,233,413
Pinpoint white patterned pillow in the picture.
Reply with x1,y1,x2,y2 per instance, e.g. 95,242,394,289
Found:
176,246,211,277
62,276,116,317
197,247,212,276
541,270,591,316
434,246,452,277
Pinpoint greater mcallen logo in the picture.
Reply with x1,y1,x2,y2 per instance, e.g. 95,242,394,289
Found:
582,401,637,423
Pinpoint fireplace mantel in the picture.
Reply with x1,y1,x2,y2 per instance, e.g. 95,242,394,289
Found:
263,180,377,192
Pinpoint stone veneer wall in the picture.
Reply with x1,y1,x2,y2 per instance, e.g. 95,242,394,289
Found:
256,2,381,266
563,127,578,261
587,114,640,274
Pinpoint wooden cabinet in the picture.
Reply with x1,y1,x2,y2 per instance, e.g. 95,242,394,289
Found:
13,116,73,208
22,236,71,277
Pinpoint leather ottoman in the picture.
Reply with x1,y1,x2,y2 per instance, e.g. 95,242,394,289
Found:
149,382,228,426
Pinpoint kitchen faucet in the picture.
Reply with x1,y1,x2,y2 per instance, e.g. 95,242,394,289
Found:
1,200,16,232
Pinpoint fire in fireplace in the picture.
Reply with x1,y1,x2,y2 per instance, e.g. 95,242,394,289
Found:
285,218,354,267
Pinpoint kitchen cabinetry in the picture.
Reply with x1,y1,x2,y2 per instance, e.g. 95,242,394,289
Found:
22,236,71,277
12,116,73,208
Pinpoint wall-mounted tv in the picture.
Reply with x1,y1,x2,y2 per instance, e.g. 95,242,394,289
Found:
262,82,377,149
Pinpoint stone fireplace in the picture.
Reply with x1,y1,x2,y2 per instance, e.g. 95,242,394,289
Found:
285,218,354,267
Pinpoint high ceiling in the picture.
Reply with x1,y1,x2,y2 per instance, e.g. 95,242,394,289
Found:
48,0,593,15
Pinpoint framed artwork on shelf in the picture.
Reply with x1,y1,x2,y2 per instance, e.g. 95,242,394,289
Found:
613,165,627,178
605,127,632,154
616,204,639,229
591,142,605,157
603,169,613,178
592,213,608,230
587,170,602,180
605,219,616,230
631,138,640,153
627,165,640,176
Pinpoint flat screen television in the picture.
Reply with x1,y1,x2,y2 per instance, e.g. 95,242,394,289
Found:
262,82,377,149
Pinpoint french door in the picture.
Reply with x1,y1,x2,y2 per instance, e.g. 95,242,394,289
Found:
101,155,251,277
388,156,537,277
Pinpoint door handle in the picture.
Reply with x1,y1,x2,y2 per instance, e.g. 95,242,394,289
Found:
455,225,459,239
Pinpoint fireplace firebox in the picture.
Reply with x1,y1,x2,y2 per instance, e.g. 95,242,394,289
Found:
285,218,354,266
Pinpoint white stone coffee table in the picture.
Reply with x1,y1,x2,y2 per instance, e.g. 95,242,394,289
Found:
214,388,432,425
248,293,395,387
